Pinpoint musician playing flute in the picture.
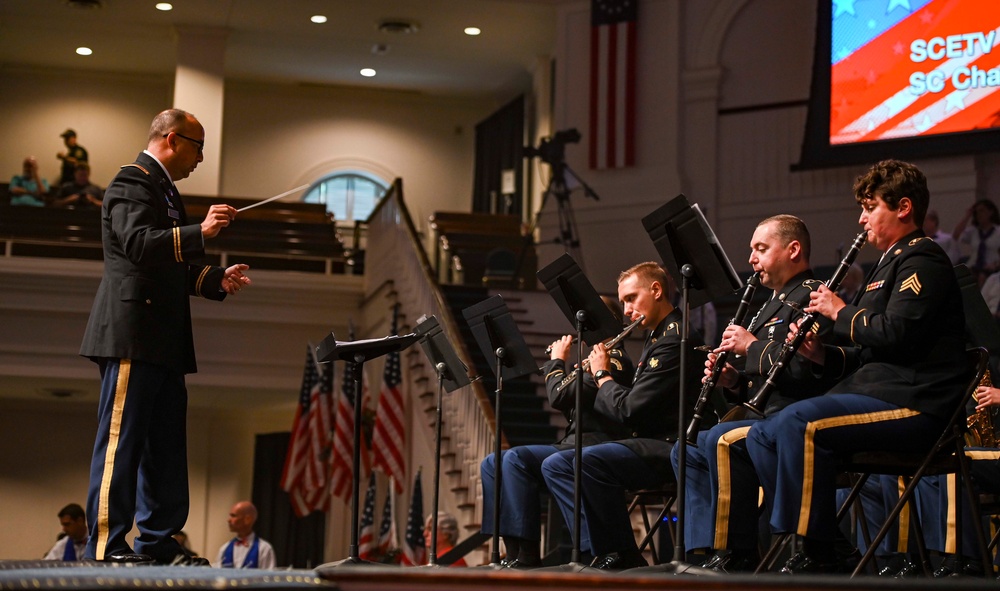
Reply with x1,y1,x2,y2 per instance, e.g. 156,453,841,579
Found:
674,214,833,573
541,262,706,570
746,159,968,574
479,297,634,569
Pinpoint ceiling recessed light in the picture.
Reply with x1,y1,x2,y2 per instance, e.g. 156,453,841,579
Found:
464,27,481,36
76,47,93,56
310,15,327,24
155,2,172,10
360,68,376,78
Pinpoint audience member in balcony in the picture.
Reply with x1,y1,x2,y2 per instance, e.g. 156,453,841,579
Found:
9,156,49,207
953,198,1000,286
79,108,252,566
43,503,88,561
479,295,634,569
56,128,88,186
215,501,275,569
924,209,961,264
53,163,103,208
424,512,467,567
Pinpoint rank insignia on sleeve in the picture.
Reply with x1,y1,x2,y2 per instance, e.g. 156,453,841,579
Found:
610,358,623,371
900,273,922,295
865,280,884,292
649,357,660,369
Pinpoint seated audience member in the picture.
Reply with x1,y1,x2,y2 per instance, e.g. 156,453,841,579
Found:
924,209,961,264
953,199,1000,286
9,156,49,207
43,503,88,561
424,512,468,566
54,163,103,208
215,501,275,569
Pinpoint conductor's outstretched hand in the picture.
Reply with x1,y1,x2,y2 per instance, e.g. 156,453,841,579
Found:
223,264,252,295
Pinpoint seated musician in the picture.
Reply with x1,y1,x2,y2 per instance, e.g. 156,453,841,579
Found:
540,262,706,570
746,159,968,574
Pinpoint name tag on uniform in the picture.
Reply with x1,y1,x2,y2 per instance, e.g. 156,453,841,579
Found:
168,208,180,220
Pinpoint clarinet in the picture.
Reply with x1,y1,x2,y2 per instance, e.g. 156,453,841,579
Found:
684,272,760,445
736,230,868,419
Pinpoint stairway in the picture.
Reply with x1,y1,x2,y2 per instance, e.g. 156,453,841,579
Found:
439,285,561,448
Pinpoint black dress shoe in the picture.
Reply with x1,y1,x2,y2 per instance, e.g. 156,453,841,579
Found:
714,551,760,573
894,558,922,578
779,555,844,575
699,553,725,569
933,556,985,578
589,552,648,570
104,552,154,564
503,558,541,569
167,553,210,567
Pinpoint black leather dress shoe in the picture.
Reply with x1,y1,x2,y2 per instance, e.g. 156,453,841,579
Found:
104,552,154,564
166,553,210,566
933,557,985,578
894,558,922,578
699,553,725,569
714,551,760,573
779,555,844,575
503,558,541,569
589,552,648,570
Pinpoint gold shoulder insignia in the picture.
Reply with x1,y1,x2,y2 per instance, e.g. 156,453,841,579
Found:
894,248,902,255
900,273,922,295
649,357,660,369
610,358,623,371
666,322,676,332
802,279,821,289
121,163,150,175
908,237,929,246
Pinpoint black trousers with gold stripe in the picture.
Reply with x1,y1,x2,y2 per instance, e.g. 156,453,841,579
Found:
746,394,942,542
84,358,190,561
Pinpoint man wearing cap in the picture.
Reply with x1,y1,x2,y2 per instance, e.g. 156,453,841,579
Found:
57,128,88,185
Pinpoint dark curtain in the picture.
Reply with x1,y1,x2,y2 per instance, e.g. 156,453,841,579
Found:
252,432,326,568
473,95,524,216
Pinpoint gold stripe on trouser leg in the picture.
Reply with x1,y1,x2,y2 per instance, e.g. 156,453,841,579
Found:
897,476,910,553
797,408,921,536
714,426,752,549
95,360,131,561
965,449,1000,561
946,473,958,554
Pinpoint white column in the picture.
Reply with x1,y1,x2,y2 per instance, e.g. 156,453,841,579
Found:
173,25,227,196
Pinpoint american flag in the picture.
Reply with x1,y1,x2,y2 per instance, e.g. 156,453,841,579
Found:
301,349,334,513
377,478,398,556
830,0,1000,144
400,471,426,566
357,472,378,560
280,346,329,517
329,323,361,501
371,305,406,494
589,0,637,170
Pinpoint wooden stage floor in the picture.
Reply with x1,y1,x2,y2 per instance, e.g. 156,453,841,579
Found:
0,560,997,590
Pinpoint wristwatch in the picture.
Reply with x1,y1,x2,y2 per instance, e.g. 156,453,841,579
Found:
594,369,612,381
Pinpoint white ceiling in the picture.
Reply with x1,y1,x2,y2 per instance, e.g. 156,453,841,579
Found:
0,0,562,98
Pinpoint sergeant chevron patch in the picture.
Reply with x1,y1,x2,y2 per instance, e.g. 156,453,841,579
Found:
900,273,921,295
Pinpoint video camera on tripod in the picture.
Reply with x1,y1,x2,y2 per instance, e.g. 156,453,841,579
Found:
524,128,581,166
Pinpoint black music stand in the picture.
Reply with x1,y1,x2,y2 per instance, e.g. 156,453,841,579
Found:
414,315,471,567
627,194,740,575
314,330,420,568
536,253,621,568
461,295,537,566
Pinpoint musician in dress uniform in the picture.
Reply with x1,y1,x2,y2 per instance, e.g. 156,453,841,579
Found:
215,501,275,569
43,504,88,561
541,262,706,570
79,109,252,565
674,214,833,572
480,299,634,568
746,159,968,574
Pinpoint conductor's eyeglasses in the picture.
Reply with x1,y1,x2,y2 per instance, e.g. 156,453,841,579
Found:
165,132,205,154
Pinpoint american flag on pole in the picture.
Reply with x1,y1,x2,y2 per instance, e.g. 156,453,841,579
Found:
377,477,398,556
400,471,427,566
280,346,333,517
589,0,637,170
302,350,334,513
357,472,379,561
371,305,406,494
329,322,365,502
